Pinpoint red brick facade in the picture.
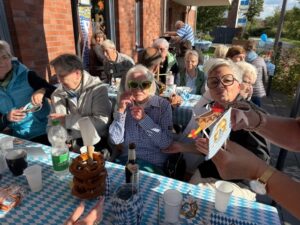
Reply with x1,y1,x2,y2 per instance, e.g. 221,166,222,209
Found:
4,0,75,80
3,0,196,79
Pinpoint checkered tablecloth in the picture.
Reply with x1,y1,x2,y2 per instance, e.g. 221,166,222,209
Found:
0,134,281,225
109,91,201,128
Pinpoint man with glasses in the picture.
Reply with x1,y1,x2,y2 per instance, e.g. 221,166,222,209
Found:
109,65,173,173
152,38,179,84
49,54,112,152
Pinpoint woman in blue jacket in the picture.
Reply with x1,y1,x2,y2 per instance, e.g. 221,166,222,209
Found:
0,40,55,144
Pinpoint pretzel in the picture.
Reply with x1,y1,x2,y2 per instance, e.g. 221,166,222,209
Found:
69,152,107,199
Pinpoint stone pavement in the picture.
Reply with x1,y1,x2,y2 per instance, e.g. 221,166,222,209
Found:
260,90,300,225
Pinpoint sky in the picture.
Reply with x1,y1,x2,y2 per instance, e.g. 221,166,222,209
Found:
260,0,300,18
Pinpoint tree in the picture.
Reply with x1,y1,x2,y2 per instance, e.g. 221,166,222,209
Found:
197,6,228,33
244,0,264,28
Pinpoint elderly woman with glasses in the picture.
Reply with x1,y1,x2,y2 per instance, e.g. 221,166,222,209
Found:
165,59,270,199
0,40,55,144
109,64,173,173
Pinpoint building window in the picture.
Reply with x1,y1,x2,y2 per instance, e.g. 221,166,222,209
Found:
238,18,247,24
240,0,249,6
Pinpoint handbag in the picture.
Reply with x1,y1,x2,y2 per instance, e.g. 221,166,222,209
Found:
163,153,186,181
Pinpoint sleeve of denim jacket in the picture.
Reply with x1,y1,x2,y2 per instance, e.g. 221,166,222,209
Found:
109,111,127,145
138,100,173,150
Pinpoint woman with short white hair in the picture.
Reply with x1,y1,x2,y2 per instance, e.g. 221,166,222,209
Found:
236,61,257,100
109,65,173,172
178,50,206,95
152,38,179,84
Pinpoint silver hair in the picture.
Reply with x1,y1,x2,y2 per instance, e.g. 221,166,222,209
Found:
184,50,199,62
0,40,13,58
152,38,169,50
101,39,116,50
125,64,156,96
235,61,257,83
50,53,83,75
203,58,243,83
175,20,184,28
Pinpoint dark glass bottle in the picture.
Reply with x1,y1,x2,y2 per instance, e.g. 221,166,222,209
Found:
125,143,139,184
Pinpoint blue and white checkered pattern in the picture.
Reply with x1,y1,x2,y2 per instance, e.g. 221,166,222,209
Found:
0,134,281,225
111,185,143,225
211,213,257,225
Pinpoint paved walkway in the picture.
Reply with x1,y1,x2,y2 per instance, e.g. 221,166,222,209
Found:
261,90,300,225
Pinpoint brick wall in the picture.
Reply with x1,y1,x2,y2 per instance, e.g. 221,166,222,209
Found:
115,0,136,59
4,0,75,80
142,0,162,48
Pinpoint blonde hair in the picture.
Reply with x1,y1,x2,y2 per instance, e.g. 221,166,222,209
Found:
214,45,229,59
236,61,257,84
124,64,157,96
101,39,116,50
0,40,13,58
204,58,243,83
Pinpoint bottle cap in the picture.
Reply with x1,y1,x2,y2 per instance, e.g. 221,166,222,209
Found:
129,143,136,149
51,120,60,126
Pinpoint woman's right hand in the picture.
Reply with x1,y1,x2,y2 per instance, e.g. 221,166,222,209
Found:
117,92,134,114
7,108,26,122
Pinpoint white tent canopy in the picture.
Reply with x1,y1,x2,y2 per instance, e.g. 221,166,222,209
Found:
172,0,232,6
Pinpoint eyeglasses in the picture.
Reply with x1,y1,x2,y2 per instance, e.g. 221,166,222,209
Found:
128,80,152,90
207,74,237,89
158,47,167,52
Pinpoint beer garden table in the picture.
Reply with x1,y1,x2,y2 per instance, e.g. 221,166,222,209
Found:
0,134,282,225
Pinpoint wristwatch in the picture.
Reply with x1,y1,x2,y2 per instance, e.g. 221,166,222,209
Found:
249,166,275,195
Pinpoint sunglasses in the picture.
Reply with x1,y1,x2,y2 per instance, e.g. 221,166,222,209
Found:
207,74,237,89
128,80,152,90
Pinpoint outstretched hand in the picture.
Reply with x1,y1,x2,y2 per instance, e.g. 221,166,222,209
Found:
65,197,105,225
211,141,268,181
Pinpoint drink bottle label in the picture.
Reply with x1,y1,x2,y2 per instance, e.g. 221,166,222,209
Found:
52,152,69,171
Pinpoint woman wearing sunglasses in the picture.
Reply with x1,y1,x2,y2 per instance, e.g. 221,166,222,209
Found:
109,65,173,173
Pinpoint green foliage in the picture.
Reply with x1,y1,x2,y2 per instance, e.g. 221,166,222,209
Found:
272,47,300,96
244,0,264,26
197,6,228,33
263,7,300,40
197,32,213,41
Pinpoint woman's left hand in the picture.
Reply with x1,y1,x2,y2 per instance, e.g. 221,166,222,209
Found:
195,138,209,155
130,106,145,121
31,88,46,105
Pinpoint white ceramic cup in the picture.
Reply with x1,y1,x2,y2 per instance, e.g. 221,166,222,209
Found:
215,181,233,212
163,189,183,223
23,165,43,192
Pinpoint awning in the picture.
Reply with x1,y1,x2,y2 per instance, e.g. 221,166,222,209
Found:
172,0,232,6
